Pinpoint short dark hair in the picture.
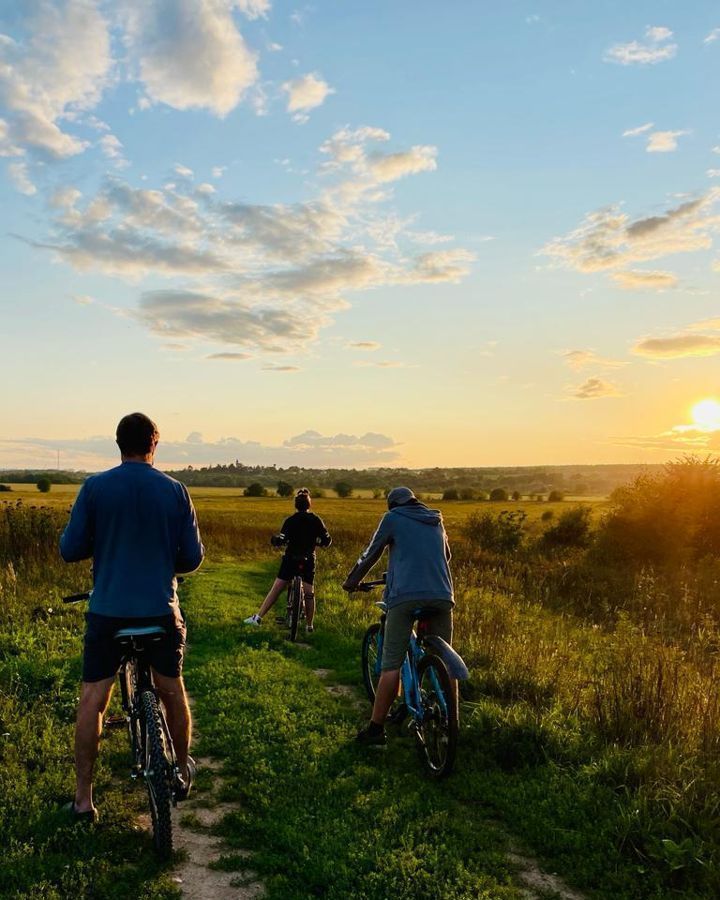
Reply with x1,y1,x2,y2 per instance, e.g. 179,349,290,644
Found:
295,487,311,511
116,413,159,457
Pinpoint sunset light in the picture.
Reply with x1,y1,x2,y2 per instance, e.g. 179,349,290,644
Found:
691,399,720,432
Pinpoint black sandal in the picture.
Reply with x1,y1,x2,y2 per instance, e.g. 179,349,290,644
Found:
62,801,98,824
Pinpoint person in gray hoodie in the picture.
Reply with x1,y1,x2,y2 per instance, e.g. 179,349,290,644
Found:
342,486,454,745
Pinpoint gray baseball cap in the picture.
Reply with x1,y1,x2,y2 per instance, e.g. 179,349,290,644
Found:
387,486,416,508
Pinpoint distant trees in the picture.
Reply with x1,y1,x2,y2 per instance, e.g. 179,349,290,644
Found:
276,481,294,497
0,485,11,492
334,481,353,498
36,477,51,493
548,490,565,502
489,488,508,502
244,482,267,497
442,488,460,501
511,490,522,501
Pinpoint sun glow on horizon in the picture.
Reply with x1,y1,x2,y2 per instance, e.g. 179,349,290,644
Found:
691,399,720,432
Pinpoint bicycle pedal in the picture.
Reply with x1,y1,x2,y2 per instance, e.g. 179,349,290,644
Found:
104,714,126,729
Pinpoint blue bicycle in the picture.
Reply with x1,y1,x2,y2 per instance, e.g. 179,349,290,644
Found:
358,577,469,778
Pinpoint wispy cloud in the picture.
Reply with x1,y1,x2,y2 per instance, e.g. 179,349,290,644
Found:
622,122,654,137
704,28,720,45
562,349,626,371
347,341,381,351
610,269,678,290
571,377,622,399
7,161,37,196
604,25,677,65
542,190,720,279
206,352,253,361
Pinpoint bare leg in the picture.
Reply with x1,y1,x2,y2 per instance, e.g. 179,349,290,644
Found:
371,669,401,725
74,678,115,813
257,578,288,619
303,581,315,626
153,671,192,780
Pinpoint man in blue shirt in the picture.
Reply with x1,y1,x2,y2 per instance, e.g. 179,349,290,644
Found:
60,412,204,821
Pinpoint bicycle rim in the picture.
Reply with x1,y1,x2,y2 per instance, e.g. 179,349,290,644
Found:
361,623,382,702
416,655,458,779
141,690,174,857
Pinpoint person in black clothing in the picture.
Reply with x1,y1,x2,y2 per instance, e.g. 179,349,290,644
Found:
244,489,331,632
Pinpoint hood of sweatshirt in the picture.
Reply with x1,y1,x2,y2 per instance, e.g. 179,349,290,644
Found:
391,503,442,527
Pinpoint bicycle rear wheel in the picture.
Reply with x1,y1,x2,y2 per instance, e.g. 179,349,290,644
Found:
361,623,382,702
288,576,303,642
141,690,174,857
415,654,458,779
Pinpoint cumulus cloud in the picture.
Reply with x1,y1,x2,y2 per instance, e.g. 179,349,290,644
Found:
610,269,678,290
571,377,622,399
562,349,626,371
542,190,720,278
121,0,258,116
633,334,720,359
283,73,334,121
26,124,473,352
0,0,111,159
0,428,402,469
646,129,689,153
8,161,37,195
604,25,677,65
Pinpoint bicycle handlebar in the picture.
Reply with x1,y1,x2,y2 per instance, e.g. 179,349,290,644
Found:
354,574,387,592
63,592,90,604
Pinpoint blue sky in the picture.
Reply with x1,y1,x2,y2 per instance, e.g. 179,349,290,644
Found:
1,1,720,470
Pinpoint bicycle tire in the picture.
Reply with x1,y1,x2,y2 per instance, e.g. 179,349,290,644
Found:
361,623,382,702
141,690,174,857
288,576,303,642
415,654,458,779
124,662,143,771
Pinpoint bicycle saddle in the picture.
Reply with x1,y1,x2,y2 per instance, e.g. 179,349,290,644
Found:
113,626,167,639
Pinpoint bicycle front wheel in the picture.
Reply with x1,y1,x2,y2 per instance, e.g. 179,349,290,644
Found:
361,623,382,702
415,654,458,779
141,690,174,857
288,576,303,642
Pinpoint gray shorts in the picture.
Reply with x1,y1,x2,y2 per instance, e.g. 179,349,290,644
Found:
381,599,453,671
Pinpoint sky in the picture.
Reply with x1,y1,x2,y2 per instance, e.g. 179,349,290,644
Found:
1,0,720,471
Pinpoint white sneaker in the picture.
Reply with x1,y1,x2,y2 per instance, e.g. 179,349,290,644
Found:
244,614,262,626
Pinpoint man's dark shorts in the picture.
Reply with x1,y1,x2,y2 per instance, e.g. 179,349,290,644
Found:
82,610,186,683
277,554,315,584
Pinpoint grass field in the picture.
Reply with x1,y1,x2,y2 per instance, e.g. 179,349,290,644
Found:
3,477,720,898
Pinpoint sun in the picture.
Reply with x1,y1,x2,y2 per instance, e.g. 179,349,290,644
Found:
691,399,720,431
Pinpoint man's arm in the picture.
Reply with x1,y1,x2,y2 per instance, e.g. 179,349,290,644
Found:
59,484,94,562
176,488,205,574
342,514,392,590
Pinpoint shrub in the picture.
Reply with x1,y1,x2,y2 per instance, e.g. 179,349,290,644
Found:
463,509,527,554
511,490,521,501
442,488,460,501
541,509,554,522
36,477,51,493
372,488,383,499
244,482,267,497
548,490,564,502
334,481,353,498
0,484,11,492
460,488,476,500
276,481,294,497
541,506,592,549
489,488,508,502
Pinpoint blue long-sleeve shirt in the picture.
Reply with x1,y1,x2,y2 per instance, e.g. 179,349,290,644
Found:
60,462,204,617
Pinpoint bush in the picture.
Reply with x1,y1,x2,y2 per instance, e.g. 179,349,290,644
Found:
36,477,51,493
463,509,527,554
372,488,383,499
276,481,294,497
442,488,460,501
541,506,592,549
460,488,476,500
548,490,564,502
0,484,11,492
334,481,353,498
511,490,521,501
489,488,508,502
244,482,267,497
541,510,554,522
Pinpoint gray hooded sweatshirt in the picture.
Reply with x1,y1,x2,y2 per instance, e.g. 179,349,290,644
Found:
346,503,454,609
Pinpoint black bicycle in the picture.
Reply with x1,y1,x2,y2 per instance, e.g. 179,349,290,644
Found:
272,534,320,642
357,576,468,778
64,592,182,857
